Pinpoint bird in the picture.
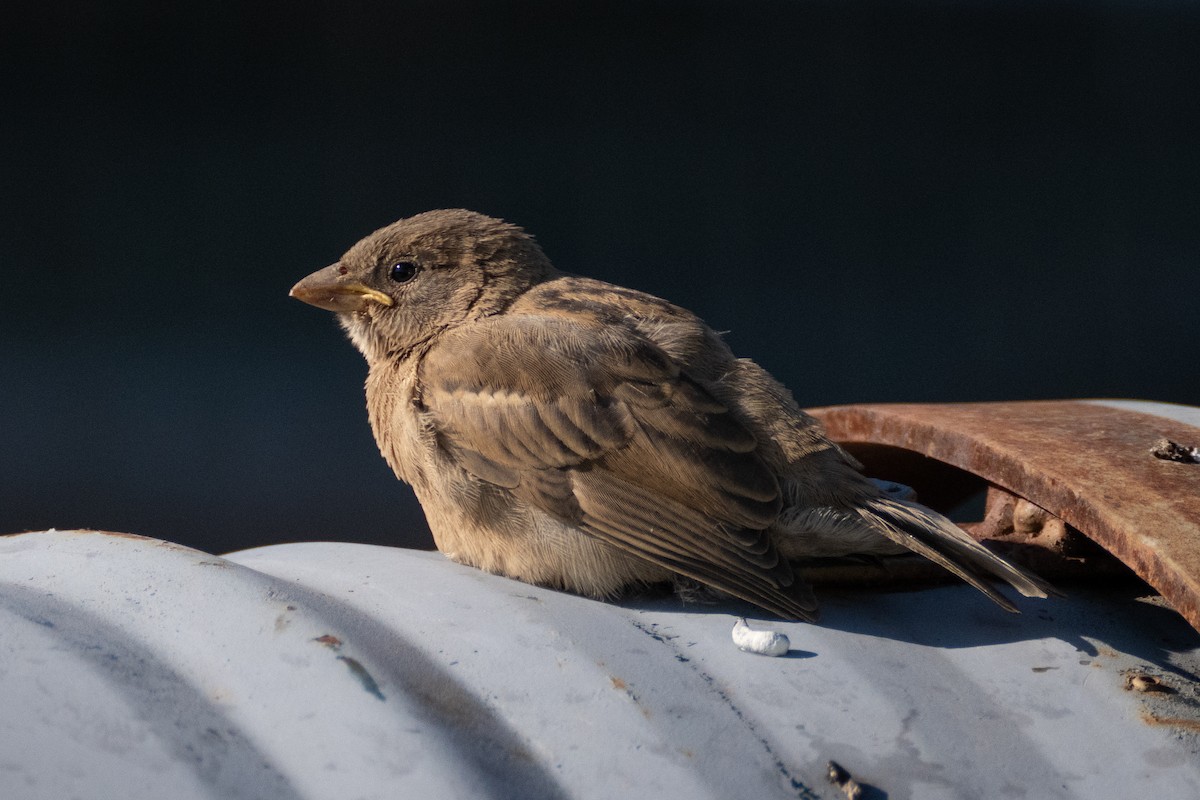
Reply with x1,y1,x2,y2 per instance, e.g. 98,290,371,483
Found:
290,209,1055,620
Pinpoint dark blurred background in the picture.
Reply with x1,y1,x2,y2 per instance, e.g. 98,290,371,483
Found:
2,1,1197,554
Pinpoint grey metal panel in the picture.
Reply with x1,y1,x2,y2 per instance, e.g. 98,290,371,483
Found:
1085,398,1200,430
2,529,1198,799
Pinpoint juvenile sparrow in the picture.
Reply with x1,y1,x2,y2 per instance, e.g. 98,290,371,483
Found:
290,210,1053,620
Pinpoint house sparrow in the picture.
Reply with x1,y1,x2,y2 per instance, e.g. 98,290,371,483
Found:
290,209,1053,620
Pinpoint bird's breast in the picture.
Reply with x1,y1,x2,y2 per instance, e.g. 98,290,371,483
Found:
365,365,432,487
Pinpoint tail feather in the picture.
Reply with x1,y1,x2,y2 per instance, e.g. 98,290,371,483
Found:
861,496,1060,612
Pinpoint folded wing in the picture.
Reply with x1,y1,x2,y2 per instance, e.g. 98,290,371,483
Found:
419,315,818,620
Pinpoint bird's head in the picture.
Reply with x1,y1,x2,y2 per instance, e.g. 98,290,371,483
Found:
290,209,555,361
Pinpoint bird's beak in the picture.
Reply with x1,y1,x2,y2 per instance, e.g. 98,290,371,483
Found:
289,264,395,312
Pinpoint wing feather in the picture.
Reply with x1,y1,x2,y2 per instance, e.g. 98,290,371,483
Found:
420,315,816,620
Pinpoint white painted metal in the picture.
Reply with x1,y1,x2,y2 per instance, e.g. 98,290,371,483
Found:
1084,398,1200,430
1,529,1198,799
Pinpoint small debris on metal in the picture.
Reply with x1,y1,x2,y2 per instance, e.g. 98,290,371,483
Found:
1125,672,1176,694
337,655,386,701
731,618,789,656
826,760,864,800
312,635,385,700
1150,438,1200,464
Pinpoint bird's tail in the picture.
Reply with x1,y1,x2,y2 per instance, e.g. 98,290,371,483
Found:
860,495,1058,612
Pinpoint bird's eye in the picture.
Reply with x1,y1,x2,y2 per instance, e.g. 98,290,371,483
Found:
389,261,420,283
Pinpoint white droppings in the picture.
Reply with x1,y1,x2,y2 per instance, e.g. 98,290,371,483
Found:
731,618,790,657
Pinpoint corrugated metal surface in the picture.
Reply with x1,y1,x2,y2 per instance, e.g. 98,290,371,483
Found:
2,529,1198,799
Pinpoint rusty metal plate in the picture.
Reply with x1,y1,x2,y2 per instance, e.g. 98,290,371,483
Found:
809,400,1200,634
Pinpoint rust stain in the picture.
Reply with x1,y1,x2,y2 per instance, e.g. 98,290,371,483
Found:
1140,710,1200,734
92,530,157,541
811,401,1200,634
608,675,652,718
313,634,343,650
71,529,185,546
37,529,200,553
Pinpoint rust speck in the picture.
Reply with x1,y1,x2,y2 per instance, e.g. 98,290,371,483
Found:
313,634,343,650
610,676,627,691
